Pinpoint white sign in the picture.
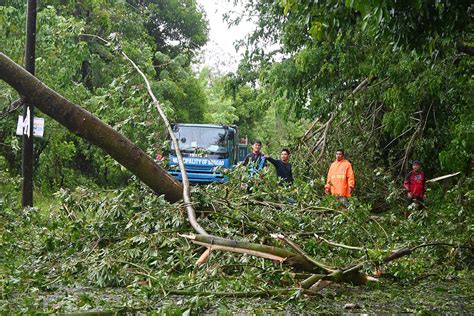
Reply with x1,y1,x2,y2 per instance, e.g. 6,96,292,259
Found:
16,113,45,138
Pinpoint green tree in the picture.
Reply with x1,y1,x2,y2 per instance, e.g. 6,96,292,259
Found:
199,67,239,125
224,0,472,204
0,1,209,190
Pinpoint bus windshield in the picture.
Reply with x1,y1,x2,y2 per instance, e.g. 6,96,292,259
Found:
171,126,228,155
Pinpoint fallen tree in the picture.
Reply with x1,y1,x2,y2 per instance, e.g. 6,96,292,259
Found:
1,50,469,296
0,49,372,287
0,52,183,203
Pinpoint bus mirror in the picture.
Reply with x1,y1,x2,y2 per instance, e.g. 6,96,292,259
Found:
227,131,235,140
180,137,186,143
172,124,179,132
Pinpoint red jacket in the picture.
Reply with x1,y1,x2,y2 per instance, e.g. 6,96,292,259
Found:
403,170,426,199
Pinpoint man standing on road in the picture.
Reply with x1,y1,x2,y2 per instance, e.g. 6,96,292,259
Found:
403,160,426,208
267,148,293,186
325,149,355,206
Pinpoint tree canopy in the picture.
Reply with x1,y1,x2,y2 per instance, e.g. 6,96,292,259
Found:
219,0,472,182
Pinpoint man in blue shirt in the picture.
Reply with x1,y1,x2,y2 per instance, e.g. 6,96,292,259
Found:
242,139,267,174
242,139,267,192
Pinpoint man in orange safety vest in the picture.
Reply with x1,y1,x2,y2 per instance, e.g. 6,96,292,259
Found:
325,149,355,206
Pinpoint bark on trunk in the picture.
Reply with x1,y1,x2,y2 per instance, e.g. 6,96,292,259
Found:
0,52,183,202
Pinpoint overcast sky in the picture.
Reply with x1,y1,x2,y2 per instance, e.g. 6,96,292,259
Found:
195,0,255,74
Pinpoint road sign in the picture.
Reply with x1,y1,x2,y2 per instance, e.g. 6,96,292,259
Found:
16,112,44,138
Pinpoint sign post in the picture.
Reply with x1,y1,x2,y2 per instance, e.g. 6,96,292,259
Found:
22,0,37,207
16,115,45,138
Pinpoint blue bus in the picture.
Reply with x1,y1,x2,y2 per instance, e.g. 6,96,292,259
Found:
168,123,247,183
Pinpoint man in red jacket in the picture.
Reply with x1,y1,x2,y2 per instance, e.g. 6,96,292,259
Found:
403,160,426,207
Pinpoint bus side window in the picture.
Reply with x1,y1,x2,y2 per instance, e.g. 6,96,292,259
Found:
228,138,235,163
235,134,239,164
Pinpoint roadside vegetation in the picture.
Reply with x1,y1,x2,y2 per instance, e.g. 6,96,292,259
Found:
1,158,473,313
0,0,472,313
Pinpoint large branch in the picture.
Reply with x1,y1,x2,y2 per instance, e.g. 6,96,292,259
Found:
272,234,336,273
0,52,183,203
383,242,462,264
120,48,208,235
181,234,319,272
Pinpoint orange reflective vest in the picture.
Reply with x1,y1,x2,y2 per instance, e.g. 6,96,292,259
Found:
325,159,355,197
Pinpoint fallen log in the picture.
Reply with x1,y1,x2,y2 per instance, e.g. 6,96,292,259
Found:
0,52,183,203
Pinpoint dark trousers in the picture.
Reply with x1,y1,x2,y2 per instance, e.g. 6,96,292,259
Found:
405,197,424,207
404,197,425,219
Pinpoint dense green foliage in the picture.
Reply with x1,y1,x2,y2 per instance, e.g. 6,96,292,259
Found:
2,1,470,190
0,0,472,313
1,165,472,312
222,0,473,183
0,0,208,190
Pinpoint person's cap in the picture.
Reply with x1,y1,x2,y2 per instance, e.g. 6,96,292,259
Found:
411,160,421,165
252,139,262,145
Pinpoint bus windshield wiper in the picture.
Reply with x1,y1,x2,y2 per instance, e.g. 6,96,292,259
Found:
180,146,208,153
180,147,196,153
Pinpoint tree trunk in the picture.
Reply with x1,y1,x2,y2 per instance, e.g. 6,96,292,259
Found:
0,52,183,203
182,234,319,272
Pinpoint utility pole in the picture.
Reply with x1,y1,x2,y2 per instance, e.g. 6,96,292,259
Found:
22,0,37,207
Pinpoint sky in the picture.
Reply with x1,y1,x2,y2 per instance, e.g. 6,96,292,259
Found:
195,0,255,74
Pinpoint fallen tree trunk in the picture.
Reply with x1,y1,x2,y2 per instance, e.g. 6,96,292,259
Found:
181,233,375,290
0,52,183,203
181,234,318,272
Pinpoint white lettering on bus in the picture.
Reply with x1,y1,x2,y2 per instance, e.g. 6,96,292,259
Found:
170,157,225,166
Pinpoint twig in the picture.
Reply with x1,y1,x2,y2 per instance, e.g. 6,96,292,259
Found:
191,241,286,262
369,216,389,241
349,77,371,97
292,231,326,237
0,97,24,119
302,118,323,141
114,259,152,274
410,242,461,252
314,234,364,251
383,127,414,150
313,113,336,161
399,103,432,176
298,205,340,213
249,199,287,209
42,276,61,287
